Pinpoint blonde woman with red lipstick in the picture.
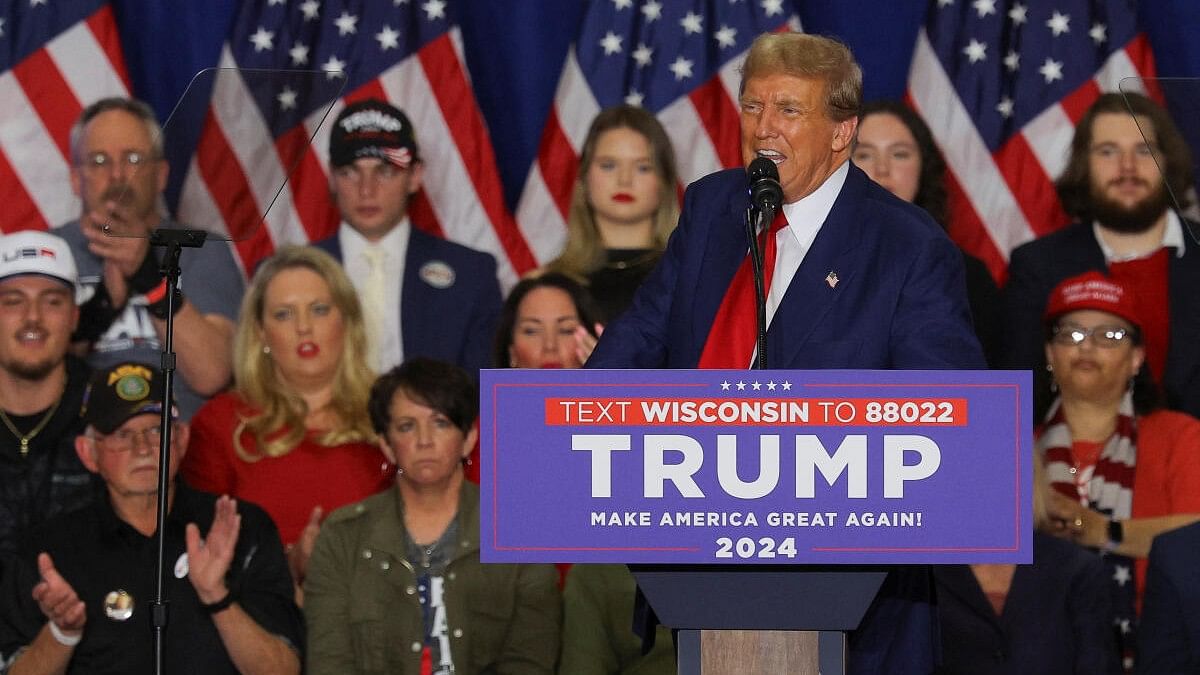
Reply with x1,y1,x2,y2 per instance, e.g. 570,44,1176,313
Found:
544,105,679,322
183,246,391,602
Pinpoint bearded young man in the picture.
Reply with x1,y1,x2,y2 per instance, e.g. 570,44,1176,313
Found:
1002,92,1200,418
0,231,95,557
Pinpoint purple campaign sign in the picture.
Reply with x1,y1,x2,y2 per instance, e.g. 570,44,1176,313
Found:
480,369,1032,565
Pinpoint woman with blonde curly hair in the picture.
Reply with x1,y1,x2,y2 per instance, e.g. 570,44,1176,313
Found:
544,105,679,322
183,246,392,595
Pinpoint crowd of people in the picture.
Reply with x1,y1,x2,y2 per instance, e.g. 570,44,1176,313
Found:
1,28,1199,675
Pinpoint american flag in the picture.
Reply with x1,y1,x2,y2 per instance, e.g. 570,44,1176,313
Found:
514,0,798,264
173,0,536,286
0,1,129,232
907,0,1157,283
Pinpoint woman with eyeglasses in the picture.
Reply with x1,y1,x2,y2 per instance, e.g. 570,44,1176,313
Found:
1037,271,1200,664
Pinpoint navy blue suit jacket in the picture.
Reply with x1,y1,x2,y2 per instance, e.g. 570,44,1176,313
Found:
588,164,985,370
315,227,501,374
934,533,1119,675
1001,219,1200,418
591,164,983,675
1138,521,1200,674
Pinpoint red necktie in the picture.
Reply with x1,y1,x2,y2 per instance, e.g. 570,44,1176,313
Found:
698,209,789,368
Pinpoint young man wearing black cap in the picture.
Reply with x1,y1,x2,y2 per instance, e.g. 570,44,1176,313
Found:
315,98,501,375
0,364,302,674
0,231,96,557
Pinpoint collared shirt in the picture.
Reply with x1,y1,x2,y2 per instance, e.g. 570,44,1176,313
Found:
768,160,851,330
339,220,408,371
0,484,302,674
1093,209,1187,262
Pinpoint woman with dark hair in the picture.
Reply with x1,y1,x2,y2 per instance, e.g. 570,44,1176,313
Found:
1037,271,1200,667
853,100,1001,365
304,358,560,674
544,105,680,322
494,272,603,370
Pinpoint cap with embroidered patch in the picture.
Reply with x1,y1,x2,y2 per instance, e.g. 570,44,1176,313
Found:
82,363,176,434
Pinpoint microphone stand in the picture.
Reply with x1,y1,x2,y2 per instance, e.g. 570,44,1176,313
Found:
147,228,208,675
744,206,772,370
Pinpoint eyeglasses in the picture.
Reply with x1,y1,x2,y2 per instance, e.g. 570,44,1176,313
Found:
77,151,155,174
1051,324,1134,348
96,425,167,451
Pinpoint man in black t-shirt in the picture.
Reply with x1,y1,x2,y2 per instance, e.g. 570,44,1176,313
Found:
0,230,94,558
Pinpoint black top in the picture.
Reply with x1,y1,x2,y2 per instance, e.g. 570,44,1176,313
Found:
0,356,95,556
0,484,303,674
586,248,662,324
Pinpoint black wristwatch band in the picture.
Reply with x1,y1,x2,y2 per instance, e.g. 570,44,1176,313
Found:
1107,519,1124,546
199,591,237,614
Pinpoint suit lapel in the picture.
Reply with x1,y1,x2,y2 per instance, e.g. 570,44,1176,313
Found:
769,165,866,368
400,228,432,357
689,199,753,363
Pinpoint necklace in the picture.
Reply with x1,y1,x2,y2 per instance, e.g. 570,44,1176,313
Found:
0,399,61,458
603,249,660,271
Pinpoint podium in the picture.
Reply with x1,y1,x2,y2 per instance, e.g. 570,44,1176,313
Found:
480,368,1032,675
633,565,888,674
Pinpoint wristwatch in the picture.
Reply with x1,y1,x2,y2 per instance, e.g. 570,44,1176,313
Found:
1105,519,1124,552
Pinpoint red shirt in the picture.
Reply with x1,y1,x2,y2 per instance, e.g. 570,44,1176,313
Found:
182,392,392,544
1109,249,1170,385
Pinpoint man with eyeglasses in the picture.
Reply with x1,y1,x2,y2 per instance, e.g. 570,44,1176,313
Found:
313,99,501,375
1002,92,1200,419
0,231,96,558
57,97,244,419
0,363,302,674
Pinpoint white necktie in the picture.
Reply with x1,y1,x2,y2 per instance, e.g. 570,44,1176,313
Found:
362,246,387,372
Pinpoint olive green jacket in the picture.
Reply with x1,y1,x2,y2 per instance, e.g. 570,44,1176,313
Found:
305,482,561,674
558,564,675,675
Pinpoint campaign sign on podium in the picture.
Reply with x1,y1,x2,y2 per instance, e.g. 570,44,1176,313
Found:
480,369,1032,565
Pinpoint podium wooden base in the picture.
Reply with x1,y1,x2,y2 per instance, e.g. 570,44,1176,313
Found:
676,629,845,675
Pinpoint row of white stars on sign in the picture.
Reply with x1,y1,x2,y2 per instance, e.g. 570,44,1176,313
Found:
249,0,447,63
719,380,793,391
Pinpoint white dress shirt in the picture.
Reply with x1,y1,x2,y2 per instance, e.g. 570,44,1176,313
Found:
768,160,851,328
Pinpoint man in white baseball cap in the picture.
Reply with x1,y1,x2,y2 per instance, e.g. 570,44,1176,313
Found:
0,230,96,557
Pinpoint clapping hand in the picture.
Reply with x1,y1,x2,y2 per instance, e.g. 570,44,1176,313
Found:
186,495,241,605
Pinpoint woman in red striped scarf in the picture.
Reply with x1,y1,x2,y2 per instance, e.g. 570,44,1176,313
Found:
1037,270,1200,668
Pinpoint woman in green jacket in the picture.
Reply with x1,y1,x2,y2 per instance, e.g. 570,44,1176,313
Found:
305,357,561,674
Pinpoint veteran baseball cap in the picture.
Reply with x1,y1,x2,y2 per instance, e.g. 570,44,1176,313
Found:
329,99,419,168
82,363,176,434
1043,271,1142,330
0,230,86,304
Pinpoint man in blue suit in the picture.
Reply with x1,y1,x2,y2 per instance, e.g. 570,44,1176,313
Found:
588,32,984,674
315,99,501,376
588,37,981,373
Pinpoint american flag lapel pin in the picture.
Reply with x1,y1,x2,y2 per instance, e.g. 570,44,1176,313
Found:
825,271,839,289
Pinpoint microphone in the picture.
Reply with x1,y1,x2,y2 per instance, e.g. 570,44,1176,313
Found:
747,157,783,220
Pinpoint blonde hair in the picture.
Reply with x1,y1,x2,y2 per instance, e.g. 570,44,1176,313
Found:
232,245,375,459
740,32,862,122
546,105,680,280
